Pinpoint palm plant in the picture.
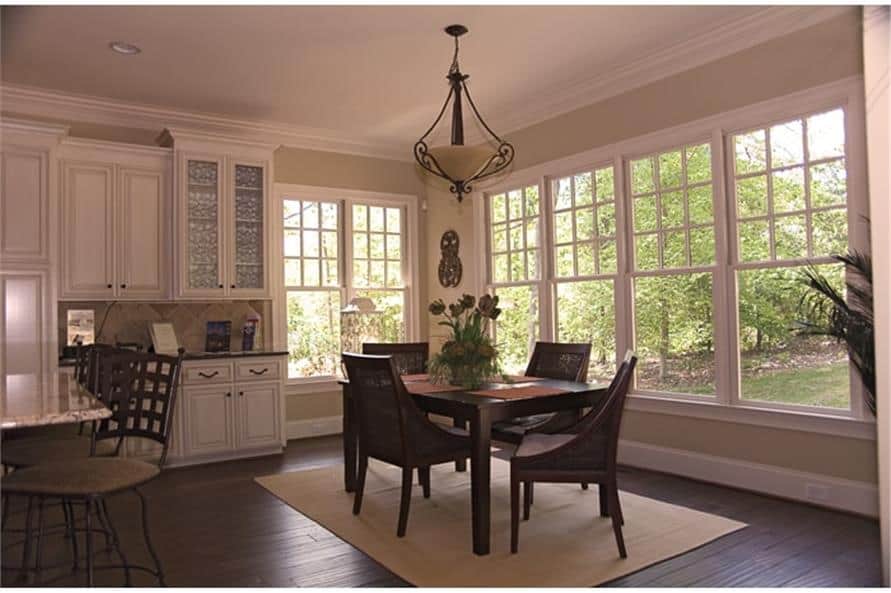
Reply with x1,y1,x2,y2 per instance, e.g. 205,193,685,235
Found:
797,251,875,414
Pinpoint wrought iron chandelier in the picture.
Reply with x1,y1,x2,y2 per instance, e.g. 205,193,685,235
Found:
414,25,515,202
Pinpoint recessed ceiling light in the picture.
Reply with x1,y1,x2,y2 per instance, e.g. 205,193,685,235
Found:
109,41,141,55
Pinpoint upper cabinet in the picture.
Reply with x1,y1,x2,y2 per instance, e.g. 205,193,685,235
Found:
166,130,274,300
58,139,172,301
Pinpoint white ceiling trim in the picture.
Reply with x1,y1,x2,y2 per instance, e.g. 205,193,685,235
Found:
467,5,857,144
0,84,411,161
0,5,854,159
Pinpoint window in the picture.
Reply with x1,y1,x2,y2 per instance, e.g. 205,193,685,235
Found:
629,142,717,396
281,189,416,381
731,108,851,411
552,166,618,381
481,86,864,423
487,185,541,374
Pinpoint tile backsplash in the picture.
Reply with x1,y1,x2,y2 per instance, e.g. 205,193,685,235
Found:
58,301,272,355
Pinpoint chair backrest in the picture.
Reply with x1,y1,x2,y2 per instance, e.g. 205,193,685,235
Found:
361,342,429,375
574,351,637,469
74,342,116,390
343,353,429,465
92,348,185,467
525,341,592,382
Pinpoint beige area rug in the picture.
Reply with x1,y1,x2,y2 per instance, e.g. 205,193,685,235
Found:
256,458,746,587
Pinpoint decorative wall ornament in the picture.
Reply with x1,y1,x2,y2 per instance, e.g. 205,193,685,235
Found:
438,230,463,288
413,25,515,202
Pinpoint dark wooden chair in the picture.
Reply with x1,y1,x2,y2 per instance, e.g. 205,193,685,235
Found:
342,353,472,537
509,352,637,557
361,342,429,375
3,348,185,586
491,341,593,444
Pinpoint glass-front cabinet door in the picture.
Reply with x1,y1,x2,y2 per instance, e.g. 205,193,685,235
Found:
231,162,267,295
184,157,225,295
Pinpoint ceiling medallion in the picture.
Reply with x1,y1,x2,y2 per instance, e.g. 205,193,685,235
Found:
414,25,515,202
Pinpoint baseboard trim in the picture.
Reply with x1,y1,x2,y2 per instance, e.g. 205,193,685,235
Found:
618,438,879,517
286,415,343,440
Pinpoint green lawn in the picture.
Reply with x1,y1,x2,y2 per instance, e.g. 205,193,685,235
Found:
739,361,850,409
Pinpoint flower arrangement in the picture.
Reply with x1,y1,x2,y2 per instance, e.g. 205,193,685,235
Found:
428,293,502,389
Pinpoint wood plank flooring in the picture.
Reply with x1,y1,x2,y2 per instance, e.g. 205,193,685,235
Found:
1,435,881,587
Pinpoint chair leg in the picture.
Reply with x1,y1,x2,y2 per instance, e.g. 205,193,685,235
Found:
34,498,45,585
419,466,431,499
396,467,413,537
95,497,113,551
136,488,166,586
99,496,131,586
84,498,95,587
523,481,533,521
65,500,80,571
1,493,9,530
352,452,368,516
599,483,609,517
581,482,589,490
454,418,467,472
18,496,34,585
608,482,626,558
510,475,520,554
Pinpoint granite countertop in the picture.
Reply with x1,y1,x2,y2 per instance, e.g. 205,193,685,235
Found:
1,372,112,430
59,350,287,367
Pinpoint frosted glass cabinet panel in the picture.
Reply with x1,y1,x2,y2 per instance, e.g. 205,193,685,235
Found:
233,164,264,291
186,159,223,291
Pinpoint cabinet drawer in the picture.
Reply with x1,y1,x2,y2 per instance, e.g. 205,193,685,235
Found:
182,361,234,385
235,358,282,382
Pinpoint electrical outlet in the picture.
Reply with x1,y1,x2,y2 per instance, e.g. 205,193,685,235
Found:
806,483,830,502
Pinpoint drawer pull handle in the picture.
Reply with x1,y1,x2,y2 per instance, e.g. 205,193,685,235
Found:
198,371,220,379
248,368,269,376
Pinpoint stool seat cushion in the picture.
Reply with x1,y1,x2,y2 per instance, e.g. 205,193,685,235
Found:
2,458,160,497
1,435,116,469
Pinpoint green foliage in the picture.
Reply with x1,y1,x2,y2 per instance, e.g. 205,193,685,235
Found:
493,286,538,374
287,291,340,377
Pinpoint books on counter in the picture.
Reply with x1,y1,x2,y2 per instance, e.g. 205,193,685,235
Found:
205,321,232,353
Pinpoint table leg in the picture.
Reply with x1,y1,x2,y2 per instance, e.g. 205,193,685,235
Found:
342,386,357,492
454,416,467,472
469,406,492,555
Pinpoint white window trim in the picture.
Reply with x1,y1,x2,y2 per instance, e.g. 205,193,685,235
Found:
472,75,874,438
272,183,421,393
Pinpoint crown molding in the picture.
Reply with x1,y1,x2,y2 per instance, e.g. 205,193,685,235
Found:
0,115,69,138
0,84,412,162
0,5,855,160
465,5,858,144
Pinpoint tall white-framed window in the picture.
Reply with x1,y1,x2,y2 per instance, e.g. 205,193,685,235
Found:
478,78,870,430
551,164,619,382
275,185,420,383
486,184,543,374
728,107,854,414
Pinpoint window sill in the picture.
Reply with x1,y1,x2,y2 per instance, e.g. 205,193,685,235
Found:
285,377,342,396
626,393,876,441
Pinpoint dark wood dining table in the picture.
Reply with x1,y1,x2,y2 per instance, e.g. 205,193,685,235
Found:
340,377,608,555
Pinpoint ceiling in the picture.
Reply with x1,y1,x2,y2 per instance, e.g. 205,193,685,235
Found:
0,6,827,152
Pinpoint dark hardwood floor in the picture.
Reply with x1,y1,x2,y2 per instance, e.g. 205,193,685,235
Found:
1,435,882,587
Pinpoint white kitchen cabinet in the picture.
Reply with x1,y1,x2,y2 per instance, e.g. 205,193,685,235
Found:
0,268,53,377
164,129,274,300
1,147,50,264
116,167,168,299
171,355,284,466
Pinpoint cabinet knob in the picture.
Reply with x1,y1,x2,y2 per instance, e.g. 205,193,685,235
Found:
225,392,231,398
231,284,236,289
238,391,244,397
107,284,113,289
120,284,127,289
218,283,224,289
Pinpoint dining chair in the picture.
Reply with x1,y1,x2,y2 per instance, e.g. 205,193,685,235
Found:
2,348,185,586
342,353,472,537
491,342,593,444
509,352,637,557
361,342,429,375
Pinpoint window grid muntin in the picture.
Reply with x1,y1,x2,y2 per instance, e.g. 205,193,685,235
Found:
283,199,340,289
551,166,617,278
351,204,405,289
489,185,541,285
630,142,715,272
732,108,848,265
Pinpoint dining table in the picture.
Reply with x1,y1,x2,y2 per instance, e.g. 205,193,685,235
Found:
0,371,111,431
340,374,609,555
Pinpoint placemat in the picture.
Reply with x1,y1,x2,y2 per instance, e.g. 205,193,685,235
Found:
400,373,429,383
468,385,569,399
493,375,546,383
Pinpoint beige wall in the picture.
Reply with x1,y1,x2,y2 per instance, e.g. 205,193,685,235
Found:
426,13,876,484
